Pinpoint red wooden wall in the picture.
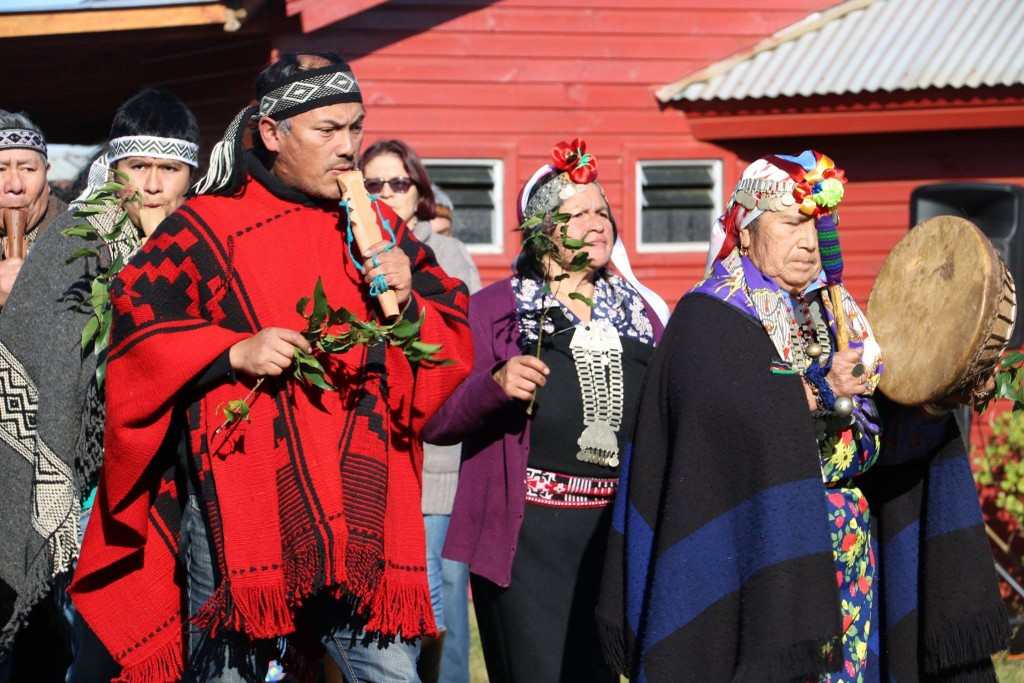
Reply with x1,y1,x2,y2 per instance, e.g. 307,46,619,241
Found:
275,0,1024,310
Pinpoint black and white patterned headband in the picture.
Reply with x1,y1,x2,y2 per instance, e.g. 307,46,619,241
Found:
108,135,199,168
195,62,362,196
0,128,47,160
257,65,361,121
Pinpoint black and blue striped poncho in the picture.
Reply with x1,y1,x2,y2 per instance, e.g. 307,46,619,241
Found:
597,292,1008,682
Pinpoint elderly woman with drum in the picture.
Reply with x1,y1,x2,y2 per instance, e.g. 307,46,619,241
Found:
597,151,1008,681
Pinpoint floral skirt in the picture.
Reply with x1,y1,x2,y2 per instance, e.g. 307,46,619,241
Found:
822,485,878,683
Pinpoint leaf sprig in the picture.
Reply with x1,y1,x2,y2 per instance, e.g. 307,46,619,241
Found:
516,210,596,414
977,351,1024,414
518,211,595,307
292,276,449,391
216,377,265,431
62,169,142,386
215,277,450,431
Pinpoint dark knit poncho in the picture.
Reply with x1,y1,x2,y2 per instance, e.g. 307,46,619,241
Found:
0,195,122,657
597,293,1008,682
69,170,472,683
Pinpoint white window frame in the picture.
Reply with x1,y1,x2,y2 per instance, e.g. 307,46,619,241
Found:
423,158,504,255
635,159,723,254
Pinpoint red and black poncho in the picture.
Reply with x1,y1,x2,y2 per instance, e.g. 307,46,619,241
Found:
70,173,473,683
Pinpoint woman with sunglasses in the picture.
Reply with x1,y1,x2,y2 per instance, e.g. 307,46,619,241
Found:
361,139,432,228
359,139,480,683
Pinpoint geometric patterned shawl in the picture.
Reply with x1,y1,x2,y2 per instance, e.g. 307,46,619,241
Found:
0,196,123,656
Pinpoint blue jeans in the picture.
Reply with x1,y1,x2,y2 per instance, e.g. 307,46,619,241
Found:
182,496,420,682
53,506,121,683
322,622,420,683
424,514,470,683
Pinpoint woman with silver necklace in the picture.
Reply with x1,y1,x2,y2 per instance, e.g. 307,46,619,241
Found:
424,139,667,683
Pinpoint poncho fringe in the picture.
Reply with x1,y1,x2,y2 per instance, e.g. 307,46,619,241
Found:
113,629,182,683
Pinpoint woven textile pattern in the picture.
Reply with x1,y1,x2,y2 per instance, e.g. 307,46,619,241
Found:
69,176,472,683
0,128,46,155
107,135,199,167
259,71,360,118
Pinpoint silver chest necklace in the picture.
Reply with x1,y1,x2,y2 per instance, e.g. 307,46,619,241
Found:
570,319,624,468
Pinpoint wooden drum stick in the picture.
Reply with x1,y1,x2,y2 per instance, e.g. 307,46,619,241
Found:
828,284,850,351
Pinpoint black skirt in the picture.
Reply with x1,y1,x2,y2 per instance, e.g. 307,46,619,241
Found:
472,501,618,683
472,313,652,683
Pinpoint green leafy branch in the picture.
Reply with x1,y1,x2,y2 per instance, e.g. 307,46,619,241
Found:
62,169,142,386
292,276,450,391
215,377,264,432
516,210,595,414
970,352,1024,586
976,351,1024,414
215,277,450,430
971,409,1024,581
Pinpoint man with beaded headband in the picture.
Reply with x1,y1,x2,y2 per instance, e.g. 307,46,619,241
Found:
0,110,67,310
0,89,200,682
598,151,1008,681
69,53,472,683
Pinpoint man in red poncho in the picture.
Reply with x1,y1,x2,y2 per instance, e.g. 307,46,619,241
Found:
70,52,473,683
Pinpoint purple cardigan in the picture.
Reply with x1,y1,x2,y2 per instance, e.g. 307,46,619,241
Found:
423,276,665,587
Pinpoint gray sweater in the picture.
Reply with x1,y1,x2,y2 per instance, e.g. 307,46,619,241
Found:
413,222,481,514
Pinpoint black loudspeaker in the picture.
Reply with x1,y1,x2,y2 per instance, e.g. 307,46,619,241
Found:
910,182,1024,349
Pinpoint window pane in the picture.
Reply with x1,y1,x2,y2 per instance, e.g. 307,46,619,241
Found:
644,187,716,210
643,166,714,187
425,162,500,247
451,208,495,244
642,209,712,243
638,161,720,248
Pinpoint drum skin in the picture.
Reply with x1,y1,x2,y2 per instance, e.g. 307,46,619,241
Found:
867,215,1015,406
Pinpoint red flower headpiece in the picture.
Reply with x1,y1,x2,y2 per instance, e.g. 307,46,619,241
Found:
550,138,597,185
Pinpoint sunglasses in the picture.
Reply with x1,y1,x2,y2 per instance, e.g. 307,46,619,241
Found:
363,176,414,194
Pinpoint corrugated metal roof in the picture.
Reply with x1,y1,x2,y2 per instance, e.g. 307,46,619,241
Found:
659,0,1024,103
0,0,206,13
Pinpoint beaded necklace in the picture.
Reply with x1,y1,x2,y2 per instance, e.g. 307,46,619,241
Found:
788,294,832,374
